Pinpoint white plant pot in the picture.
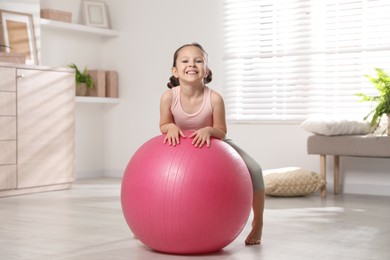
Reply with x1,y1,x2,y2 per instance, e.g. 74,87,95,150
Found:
388,114,390,136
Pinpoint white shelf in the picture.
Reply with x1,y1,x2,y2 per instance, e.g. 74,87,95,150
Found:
40,18,120,38
75,96,120,104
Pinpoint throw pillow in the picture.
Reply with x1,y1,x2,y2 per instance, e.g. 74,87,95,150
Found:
263,167,324,197
300,117,375,136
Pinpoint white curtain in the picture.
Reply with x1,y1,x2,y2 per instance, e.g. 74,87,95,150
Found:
223,0,390,122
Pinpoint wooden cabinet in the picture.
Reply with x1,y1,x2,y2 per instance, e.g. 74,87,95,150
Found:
0,64,75,197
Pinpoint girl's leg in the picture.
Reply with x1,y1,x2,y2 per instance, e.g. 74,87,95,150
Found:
246,190,264,245
224,139,265,245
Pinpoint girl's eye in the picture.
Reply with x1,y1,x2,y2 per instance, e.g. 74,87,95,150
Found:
196,60,204,63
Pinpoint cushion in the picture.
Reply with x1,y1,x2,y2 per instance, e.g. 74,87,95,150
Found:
300,117,374,136
263,167,324,197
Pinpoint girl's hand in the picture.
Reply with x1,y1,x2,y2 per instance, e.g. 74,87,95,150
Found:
190,127,212,148
164,124,186,146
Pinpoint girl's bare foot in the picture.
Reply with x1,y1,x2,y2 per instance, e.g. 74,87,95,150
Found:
245,190,264,245
245,222,262,245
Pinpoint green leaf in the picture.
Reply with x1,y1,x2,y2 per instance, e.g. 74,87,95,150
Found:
67,63,95,89
356,68,390,127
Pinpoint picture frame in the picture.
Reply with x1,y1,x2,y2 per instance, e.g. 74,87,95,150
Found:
0,10,38,65
82,0,110,29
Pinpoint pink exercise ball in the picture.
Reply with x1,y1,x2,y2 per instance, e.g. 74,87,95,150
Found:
121,134,252,255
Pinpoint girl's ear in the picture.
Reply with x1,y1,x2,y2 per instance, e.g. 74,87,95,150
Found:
171,67,178,78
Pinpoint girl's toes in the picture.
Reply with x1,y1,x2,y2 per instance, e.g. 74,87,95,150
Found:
245,238,261,245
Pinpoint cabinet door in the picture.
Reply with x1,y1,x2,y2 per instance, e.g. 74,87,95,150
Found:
0,165,17,190
0,92,16,116
0,117,16,140
0,141,16,164
17,69,75,188
0,67,16,91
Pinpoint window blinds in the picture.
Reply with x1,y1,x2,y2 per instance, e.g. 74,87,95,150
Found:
223,0,390,122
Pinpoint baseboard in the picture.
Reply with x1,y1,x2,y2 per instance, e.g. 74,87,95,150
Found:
327,182,390,196
103,169,123,178
75,170,105,180
75,169,123,180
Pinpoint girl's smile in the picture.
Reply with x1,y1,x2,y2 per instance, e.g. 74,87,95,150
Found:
186,69,198,74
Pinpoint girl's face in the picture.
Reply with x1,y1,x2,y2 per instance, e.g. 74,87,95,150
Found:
172,46,208,85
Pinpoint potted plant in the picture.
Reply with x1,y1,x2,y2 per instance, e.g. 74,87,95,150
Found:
68,63,94,96
356,68,390,135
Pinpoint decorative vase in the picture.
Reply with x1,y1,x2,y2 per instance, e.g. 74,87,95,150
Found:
76,82,87,96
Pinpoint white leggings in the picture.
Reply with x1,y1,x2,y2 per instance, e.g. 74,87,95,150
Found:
224,139,265,192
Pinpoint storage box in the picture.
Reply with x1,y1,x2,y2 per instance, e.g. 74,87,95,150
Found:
87,70,106,97
0,52,26,64
41,9,72,23
106,71,118,98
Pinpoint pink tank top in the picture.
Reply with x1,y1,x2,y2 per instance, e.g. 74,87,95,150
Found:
171,86,213,131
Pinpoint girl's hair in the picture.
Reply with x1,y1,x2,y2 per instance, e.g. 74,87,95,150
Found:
167,42,213,89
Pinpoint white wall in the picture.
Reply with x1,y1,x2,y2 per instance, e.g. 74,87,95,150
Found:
4,0,390,196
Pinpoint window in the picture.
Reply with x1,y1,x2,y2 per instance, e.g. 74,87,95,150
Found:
223,0,390,122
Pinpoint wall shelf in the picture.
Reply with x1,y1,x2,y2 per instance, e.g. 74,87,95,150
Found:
40,18,120,38
75,96,120,104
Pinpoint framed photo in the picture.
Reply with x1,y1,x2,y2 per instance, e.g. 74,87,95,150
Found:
0,10,38,65
83,0,110,29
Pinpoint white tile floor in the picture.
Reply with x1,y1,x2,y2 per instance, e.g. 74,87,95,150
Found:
1,178,389,260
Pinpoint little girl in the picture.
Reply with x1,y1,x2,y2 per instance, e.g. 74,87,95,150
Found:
159,43,265,245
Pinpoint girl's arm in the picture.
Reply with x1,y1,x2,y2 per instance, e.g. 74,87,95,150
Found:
159,90,185,145
190,91,227,147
